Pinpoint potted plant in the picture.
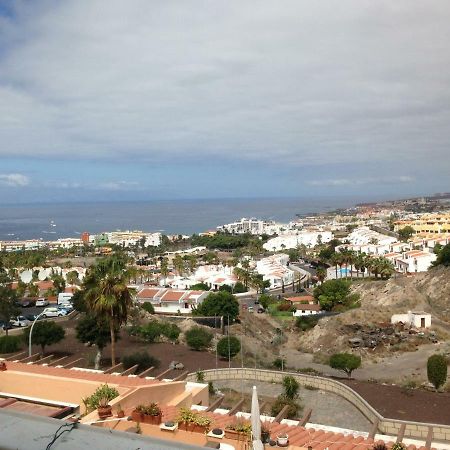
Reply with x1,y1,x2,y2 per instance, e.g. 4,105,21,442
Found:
277,433,289,447
97,396,112,420
261,421,271,444
224,419,252,440
132,403,162,424
177,407,212,433
116,403,125,418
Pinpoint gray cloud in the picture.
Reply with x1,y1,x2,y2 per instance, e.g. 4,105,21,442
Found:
0,0,449,176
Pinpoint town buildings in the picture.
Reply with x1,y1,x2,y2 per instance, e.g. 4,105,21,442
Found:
263,230,333,251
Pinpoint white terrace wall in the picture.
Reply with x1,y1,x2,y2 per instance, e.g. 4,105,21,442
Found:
186,368,450,443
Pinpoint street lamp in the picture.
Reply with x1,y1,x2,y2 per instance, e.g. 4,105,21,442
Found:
28,311,46,357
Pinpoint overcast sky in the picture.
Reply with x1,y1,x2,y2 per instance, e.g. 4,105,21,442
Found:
0,0,449,203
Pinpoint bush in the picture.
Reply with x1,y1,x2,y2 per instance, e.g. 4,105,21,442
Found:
122,351,160,372
83,384,119,412
217,336,241,359
136,321,162,342
272,357,286,370
270,395,301,419
141,302,155,314
160,322,181,342
233,282,247,293
282,375,299,400
189,282,210,291
0,335,22,354
185,326,213,351
427,354,448,390
219,284,233,293
277,302,293,312
329,353,361,378
295,316,319,331
22,320,65,354
259,294,276,310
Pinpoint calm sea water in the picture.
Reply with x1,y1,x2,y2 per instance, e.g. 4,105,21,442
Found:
0,197,367,240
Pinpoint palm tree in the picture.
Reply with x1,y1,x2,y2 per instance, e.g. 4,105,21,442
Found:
379,259,395,279
316,267,326,284
82,256,133,366
160,258,169,285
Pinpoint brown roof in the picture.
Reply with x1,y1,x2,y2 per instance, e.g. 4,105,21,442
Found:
136,288,161,299
286,295,314,303
160,290,186,302
35,280,54,290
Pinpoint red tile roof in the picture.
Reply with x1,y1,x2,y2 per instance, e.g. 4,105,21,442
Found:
294,304,321,311
136,288,161,299
160,290,186,302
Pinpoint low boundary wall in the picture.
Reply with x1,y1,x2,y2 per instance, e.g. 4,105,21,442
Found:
186,368,450,443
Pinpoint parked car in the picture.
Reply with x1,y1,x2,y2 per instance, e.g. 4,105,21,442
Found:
242,304,248,310
0,321,13,331
25,314,38,322
247,306,254,313
257,307,265,314
58,303,73,313
10,316,31,327
19,299,35,308
41,307,67,318
35,298,50,307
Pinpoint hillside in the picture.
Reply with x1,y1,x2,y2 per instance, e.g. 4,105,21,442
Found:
295,267,450,355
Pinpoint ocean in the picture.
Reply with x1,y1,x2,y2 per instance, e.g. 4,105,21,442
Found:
0,196,366,241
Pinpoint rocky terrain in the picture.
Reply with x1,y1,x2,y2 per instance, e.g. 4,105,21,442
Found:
295,267,450,356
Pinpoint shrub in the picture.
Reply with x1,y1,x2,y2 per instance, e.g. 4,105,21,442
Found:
185,326,213,351
83,384,119,412
122,351,160,372
427,354,448,390
160,322,181,342
141,302,155,314
282,375,299,400
233,282,247,293
272,357,286,370
277,302,293,312
217,336,241,359
0,335,22,354
189,282,210,291
329,353,361,378
219,284,233,293
259,294,276,310
295,315,319,331
270,395,301,419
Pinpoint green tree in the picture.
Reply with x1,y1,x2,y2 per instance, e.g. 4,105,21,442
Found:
398,226,415,242
141,302,155,314
217,336,241,359
189,282,210,291
329,353,361,378
0,285,19,336
433,243,450,267
76,314,117,369
160,258,169,285
28,283,39,297
193,291,240,321
51,273,66,294
81,256,133,365
313,279,359,311
427,354,448,390
24,320,65,355
282,375,299,400
185,326,213,351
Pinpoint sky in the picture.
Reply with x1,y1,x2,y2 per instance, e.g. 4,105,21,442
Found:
0,0,449,204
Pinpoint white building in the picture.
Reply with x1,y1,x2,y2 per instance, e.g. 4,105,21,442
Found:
292,304,322,317
263,230,333,251
391,311,431,328
256,254,294,289
217,218,293,235
394,250,437,273
106,230,162,247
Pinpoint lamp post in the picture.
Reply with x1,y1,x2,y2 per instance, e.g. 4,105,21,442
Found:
28,311,46,357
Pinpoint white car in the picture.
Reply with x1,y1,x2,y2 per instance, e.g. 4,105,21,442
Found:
36,298,50,307
10,316,31,327
41,307,67,318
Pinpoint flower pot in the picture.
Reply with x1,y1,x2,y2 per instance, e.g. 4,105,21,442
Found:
131,410,144,422
117,410,125,418
179,422,207,433
277,435,289,447
0,362,6,371
261,431,270,444
143,414,162,425
97,405,112,420
224,429,248,441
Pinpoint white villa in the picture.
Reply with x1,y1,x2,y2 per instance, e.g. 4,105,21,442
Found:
256,254,295,289
263,230,333,251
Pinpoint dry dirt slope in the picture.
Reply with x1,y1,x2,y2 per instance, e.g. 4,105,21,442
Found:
297,266,450,353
